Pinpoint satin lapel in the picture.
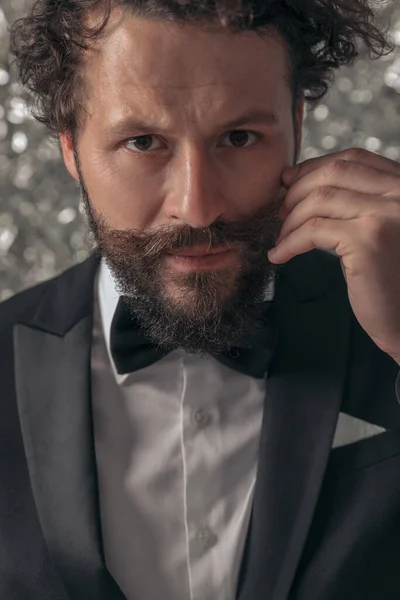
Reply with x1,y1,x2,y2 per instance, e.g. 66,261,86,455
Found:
237,250,351,600
13,254,126,600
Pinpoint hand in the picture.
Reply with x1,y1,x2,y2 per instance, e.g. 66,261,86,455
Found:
268,147,400,365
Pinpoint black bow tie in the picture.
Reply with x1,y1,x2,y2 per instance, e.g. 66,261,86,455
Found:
110,297,278,379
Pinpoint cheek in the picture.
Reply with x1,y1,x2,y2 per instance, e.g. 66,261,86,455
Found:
81,154,163,229
230,141,290,210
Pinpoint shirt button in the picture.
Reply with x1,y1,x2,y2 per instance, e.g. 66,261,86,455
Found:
193,409,210,428
198,526,218,550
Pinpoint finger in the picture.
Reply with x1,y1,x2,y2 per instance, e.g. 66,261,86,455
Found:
269,217,354,264
282,160,400,215
277,188,388,243
283,148,400,187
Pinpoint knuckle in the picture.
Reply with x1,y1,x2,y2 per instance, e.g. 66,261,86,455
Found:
323,185,337,200
344,147,367,162
324,159,349,180
309,216,322,228
314,185,336,201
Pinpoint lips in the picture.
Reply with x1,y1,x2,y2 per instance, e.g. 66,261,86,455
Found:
169,245,229,257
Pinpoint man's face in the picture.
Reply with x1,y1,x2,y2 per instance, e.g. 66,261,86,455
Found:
60,8,303,355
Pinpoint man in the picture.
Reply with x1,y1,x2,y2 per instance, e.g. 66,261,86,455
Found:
3,0,400,598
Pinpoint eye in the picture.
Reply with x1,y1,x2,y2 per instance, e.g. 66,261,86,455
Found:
124,130,260,153
125,135,163,153
221,130,259,148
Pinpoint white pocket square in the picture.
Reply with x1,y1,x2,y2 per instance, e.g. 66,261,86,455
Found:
331,412,387,449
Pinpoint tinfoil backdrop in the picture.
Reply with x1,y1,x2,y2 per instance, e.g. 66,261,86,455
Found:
0,0,399,298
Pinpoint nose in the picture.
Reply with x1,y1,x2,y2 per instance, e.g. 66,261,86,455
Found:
163,144,229,228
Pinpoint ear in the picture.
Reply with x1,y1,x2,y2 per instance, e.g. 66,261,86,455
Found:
59,132,80,182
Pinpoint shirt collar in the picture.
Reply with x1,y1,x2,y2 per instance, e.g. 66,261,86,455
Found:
98,258,129,384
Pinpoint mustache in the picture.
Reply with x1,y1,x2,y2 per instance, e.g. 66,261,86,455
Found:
84,190,285,260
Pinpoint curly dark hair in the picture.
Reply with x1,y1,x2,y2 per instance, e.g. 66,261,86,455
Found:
9,0,394,140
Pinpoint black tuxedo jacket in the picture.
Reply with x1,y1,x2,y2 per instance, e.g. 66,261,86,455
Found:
1,248,400,600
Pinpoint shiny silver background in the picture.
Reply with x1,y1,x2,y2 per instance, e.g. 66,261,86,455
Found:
0,1,399,298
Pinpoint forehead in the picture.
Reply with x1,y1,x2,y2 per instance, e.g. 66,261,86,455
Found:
83,9,291,125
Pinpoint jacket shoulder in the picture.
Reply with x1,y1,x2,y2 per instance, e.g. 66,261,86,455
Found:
0,276,54,325
0,253,99,332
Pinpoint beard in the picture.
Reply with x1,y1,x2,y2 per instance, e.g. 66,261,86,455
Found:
76,156,285,357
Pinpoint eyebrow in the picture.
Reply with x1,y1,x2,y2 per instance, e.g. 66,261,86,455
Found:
106,107,280,137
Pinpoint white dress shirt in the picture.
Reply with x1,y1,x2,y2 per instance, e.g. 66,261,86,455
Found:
91,259,275,600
